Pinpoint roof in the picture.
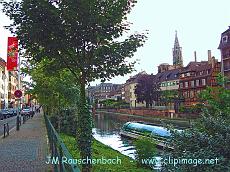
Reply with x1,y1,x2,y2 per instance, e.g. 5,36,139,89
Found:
125,71,148,84
218,26,230,49
155,68,179,82
180,61,211,73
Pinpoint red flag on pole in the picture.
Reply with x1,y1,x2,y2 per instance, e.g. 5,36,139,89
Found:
7,37,18,71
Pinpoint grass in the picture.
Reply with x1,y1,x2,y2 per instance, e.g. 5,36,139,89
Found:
60,133,153,172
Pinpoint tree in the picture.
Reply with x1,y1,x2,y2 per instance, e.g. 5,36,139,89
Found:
163,82,230,171
1,1,147,171
23,58,80,115
160,90,178,109
135,74,160,108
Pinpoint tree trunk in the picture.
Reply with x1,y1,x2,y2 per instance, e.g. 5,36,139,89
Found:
77,78,92,172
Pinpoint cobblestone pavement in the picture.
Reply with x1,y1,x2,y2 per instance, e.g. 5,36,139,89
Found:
0,113,51,172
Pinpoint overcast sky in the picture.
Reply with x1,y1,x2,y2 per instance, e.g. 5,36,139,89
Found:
1,0,230,86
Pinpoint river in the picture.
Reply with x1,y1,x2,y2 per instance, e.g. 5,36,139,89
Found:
92,111,179,160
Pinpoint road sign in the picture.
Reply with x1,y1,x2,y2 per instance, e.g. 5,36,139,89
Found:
14,90,22,98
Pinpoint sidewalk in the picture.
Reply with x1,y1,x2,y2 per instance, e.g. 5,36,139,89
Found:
0,113,50,172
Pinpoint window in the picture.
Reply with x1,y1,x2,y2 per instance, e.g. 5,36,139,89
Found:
222,35,228,43
190,90,194,98
196,80,200,86
187,72,190,76
185,82,188,88
180,82,183,88
202,79,206,86
190,81,195,87
181,74,185,78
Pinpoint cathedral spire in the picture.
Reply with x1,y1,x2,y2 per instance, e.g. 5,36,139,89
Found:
173,30,183,67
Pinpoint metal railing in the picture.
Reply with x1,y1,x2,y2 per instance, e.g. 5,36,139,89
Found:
44,114,80,172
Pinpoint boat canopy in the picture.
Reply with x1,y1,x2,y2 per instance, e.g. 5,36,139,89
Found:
122,122,171,137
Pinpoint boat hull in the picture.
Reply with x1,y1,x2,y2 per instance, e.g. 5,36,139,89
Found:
120,130,174,150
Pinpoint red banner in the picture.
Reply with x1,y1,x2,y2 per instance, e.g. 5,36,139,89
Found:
7,37,18,71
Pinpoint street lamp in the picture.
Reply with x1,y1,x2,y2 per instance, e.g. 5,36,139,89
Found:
16,52,21,131
3,72,6,109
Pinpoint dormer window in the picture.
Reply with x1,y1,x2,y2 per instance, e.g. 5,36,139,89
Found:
222,35,228,43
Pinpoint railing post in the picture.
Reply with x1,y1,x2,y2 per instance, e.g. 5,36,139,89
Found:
59,145,64,172
54,137,59,172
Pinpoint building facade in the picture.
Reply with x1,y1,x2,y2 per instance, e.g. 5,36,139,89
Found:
124,71,147,108
107,84,125,101
0,58,9,109
178,51,221,107
8,71,19,108
218,26,230,89
87,83,121,102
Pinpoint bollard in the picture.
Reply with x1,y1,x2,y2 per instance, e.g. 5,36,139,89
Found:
16,115,20,131
19,117,21,126
23,115,25,124
6,123,9,136
3,123,6,138
3,123,9,138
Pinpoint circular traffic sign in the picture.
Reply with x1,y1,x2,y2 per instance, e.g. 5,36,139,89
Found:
14,90,22,98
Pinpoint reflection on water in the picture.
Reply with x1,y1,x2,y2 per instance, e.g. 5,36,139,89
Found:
92,128,136,159
92,112,137,159
92,111,169,159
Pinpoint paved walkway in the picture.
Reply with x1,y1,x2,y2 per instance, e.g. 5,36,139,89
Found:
0,112,51,172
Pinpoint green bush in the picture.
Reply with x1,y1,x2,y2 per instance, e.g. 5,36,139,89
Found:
134,136,157,168
163,85,230,172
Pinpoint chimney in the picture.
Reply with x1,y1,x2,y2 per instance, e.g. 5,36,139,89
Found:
211,56,215,68
194,51,197,62
208,50,212,64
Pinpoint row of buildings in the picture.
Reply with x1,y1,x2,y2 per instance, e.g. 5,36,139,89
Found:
87,26,230,114
0,57,31,109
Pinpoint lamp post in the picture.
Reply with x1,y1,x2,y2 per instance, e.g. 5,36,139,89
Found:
16,53,21,131
3,73,6,109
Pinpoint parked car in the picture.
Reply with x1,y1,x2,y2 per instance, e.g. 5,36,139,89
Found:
0,109,10,119
21,108,30,116
8,108,17,116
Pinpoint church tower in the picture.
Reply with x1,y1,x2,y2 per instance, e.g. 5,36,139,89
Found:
172,31,183,67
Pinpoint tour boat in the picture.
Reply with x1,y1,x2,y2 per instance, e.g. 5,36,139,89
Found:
120,121,176,150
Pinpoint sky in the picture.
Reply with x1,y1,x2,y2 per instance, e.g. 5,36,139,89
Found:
1,0,230,86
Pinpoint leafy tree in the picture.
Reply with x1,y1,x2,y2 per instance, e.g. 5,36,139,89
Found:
135,74,160,108
23,58,80,119
1,0,147,171
163,84,230,171
160,90,178,109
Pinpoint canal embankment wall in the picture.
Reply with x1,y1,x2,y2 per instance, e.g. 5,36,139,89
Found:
96,108,197,119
